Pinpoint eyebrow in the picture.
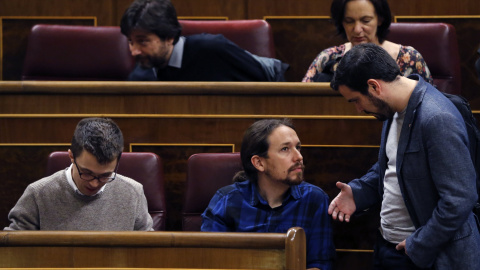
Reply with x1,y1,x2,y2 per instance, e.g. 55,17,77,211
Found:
344,15,374,19
131,34,149,39
77,164,113,176
280,141,301,147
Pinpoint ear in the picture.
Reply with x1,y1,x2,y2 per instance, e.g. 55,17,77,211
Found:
166,37,175,46
251,155,265,172
367,79,382,97
68,149,75,163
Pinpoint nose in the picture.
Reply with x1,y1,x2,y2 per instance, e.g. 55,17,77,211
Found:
129,43,141,57
294,148,303,162
88,179,102,189
353,22,363,34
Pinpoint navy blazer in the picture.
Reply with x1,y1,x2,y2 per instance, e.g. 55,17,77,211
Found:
349,75,480,269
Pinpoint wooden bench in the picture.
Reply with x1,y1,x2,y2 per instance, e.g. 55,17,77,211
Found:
0,227,305,269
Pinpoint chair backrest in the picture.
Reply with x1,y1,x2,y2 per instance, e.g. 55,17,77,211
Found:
182,152,243,231
386,22,461,94
179,20,276,58
46,151,167,231
22,24,135,81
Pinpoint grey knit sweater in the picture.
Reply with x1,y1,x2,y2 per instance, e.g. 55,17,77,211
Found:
4,169,153,231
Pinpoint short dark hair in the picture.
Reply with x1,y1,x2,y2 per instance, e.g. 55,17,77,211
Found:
70,118,124,164
330,0,392,43
234,119,295,183
331,43,401,94
120,0,182,44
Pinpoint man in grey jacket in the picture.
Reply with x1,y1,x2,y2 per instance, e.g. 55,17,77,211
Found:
4,118,153,231
328,43,480,269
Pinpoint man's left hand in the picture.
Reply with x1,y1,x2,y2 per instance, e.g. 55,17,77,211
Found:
395,239,407,255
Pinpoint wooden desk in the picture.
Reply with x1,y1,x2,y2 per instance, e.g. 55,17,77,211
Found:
0,228,305,269
0,81,377,270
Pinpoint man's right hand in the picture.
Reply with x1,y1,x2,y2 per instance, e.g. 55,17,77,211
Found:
328,181,356,222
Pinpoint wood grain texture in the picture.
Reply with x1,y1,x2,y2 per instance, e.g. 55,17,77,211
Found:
0,229,305,269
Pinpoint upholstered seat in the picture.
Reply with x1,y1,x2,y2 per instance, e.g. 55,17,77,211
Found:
22,20,275,80
182,152,242,231
22,24,134,81
386,22,461,94
179,20,275,58
45,151,167,231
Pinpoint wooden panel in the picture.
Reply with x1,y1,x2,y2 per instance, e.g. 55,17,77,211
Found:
0,117,383,232
395,16,480,108
301,146,380,251
1,0,479,22
388,0,480,16
302,146,379,201
247,0,332,19
0,144,71,229
0,17,96,80
266,17,344,82
248,0,480,18
171,0,247,20
0,1,115,25
0,229,305,269
0,81,383,268
0,81,356,115
0,247,285,268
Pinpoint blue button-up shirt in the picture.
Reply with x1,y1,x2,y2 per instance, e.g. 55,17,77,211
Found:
201,180,335,270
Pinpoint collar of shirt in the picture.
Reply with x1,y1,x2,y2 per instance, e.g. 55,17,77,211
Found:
65,163,106,196
167,36,185,68
245,180,302,207
153,36,185,77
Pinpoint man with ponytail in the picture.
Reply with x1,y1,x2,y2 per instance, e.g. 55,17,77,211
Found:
201,118,335,270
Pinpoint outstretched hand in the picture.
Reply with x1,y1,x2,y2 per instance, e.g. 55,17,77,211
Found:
328,181,356,222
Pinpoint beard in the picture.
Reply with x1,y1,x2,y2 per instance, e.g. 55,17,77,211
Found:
364,94,395,121
136,53,168,69
266,163,305,186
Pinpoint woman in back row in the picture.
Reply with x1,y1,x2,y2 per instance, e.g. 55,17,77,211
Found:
303,0,433,83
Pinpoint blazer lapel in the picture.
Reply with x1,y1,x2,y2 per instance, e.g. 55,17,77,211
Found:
396,78,428,181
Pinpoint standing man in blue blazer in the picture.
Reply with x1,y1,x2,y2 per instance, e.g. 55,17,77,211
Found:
328,43,480,270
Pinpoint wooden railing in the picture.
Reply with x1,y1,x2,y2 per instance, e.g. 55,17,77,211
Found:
0,228,305,269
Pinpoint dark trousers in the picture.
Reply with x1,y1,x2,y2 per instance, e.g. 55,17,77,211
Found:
373,231,432,270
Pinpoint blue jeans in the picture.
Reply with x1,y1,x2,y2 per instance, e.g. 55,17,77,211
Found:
373,231,432,270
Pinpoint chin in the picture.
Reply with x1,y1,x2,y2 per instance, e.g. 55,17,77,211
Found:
139,63,153,69
288,180,303,186
284,175,304,186
352,41,367,46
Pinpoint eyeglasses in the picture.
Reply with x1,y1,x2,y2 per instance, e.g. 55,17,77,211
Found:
73,159,119,183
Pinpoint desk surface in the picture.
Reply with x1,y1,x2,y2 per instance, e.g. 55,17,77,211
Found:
0,230,287,248
0,229,305,270
0,81,335,95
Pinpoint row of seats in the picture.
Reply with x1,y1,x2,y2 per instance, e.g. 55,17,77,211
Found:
21,20,274,81
45,151,241,231
21,21,461,94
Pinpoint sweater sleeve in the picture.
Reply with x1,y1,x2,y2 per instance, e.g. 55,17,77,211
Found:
4,185,41,230
133,185,154,231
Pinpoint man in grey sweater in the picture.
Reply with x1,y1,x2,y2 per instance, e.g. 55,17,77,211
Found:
4,118,153,231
